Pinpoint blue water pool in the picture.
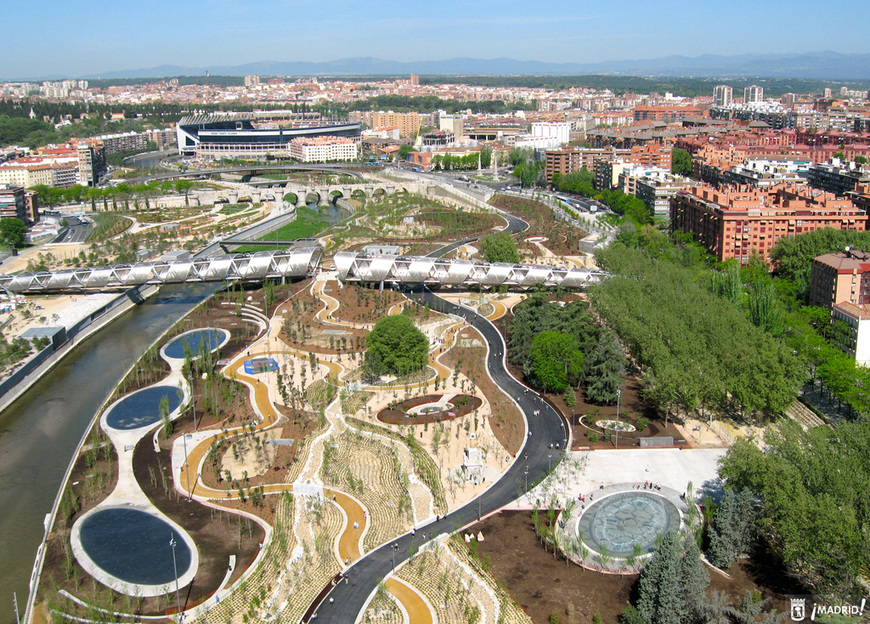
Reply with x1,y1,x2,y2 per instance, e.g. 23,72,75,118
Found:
79,508,193,586
163,328,227,360
105,386,182,430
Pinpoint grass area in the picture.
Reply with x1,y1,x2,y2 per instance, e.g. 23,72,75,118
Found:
232,207,330,252
86,213,132,242
218,203,250,215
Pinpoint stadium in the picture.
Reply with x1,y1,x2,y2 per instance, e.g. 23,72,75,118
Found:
176,113,362,159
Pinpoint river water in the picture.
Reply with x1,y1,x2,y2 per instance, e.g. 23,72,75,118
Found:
0,283,216,624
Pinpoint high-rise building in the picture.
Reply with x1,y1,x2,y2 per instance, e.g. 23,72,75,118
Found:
744,85,764,103
713,85,733,107
409,74,419,86
244,75,260,88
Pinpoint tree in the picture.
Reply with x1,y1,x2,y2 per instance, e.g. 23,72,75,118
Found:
397,143,417,160
707,488,758,569
364,315,429,378
680,535,709,623
719,421,870,595
528,331,584,393
671,148,692,177
513,161,541,188
0,217,27,248
479,232,520,264
637,532,685,624
637,532,708,624
583,334,625,404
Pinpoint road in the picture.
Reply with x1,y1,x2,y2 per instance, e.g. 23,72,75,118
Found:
49,215,90,244
312,212,569,623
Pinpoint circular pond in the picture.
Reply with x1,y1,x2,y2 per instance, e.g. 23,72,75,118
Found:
577,491,680,558
596,419,636,433
105,386,183,430
78,508,193,586
162,328,228,360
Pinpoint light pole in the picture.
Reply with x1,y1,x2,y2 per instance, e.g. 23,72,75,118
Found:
548,453,552,473
188,371,197,432
524,466,529,493
182,433,191,500
170,536,182,620
615,388,622,449
391,542,399,570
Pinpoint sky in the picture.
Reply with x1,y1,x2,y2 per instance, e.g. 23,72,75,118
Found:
5,0,869,79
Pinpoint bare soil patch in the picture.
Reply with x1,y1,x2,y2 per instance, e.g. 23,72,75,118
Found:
473,510,636,623
474,511,798,624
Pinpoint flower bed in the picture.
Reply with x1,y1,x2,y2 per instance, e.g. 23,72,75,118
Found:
377,393,483,425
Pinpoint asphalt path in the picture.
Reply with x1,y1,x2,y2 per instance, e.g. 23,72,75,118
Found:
313,212,570,623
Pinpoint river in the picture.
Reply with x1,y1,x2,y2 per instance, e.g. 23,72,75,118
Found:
0,283,216,624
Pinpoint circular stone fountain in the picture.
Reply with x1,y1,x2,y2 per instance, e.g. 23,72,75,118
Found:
577,491,681,558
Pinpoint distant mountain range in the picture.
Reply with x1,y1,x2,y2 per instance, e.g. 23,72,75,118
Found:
29,51,870,81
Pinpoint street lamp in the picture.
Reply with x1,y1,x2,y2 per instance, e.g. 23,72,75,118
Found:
170,535,182,620
615,388,622,449
524,466,529,493
391,542,399,570
188,371,197,432
548,453,552,473
182,433,191,500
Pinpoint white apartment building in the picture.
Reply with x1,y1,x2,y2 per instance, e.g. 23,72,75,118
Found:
289,137,358,162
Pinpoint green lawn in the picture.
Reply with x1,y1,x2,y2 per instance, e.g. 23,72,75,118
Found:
231,208,329,252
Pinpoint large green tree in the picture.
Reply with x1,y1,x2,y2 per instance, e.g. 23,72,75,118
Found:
528,330,584,393
671,148,692,177
0,217,27,248
637,532,708,624
706,488,758,569
582,333,625,404
364,315,429,378
479,231,520,264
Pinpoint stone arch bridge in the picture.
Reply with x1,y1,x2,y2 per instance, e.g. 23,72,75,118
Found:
281,182,437,206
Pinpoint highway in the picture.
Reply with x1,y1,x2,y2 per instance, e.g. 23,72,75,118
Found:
312,212,569,623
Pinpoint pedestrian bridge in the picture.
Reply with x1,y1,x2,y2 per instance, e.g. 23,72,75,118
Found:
0,247,323,293
0,246,607,294
334,251,607,289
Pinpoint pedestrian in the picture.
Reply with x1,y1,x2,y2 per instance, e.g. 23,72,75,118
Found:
329,598,334,605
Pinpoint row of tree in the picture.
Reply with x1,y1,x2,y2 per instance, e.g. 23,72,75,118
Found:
431,148,492,171
590,241,805,418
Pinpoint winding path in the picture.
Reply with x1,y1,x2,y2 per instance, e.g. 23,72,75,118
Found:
311,215,571,623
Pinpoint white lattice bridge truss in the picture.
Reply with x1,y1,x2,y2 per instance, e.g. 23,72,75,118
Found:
334,252,606,288
0,247,323,293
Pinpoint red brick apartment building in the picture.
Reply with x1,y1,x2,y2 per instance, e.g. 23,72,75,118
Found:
633,105,704,123
670,184,867,263
544,143,671,182
809,250,870,309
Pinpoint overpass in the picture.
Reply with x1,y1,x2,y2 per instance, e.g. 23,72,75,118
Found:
334,251,606,288
0,247,323,293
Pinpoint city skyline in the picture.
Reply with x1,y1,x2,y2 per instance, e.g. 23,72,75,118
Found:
6,0,870,79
